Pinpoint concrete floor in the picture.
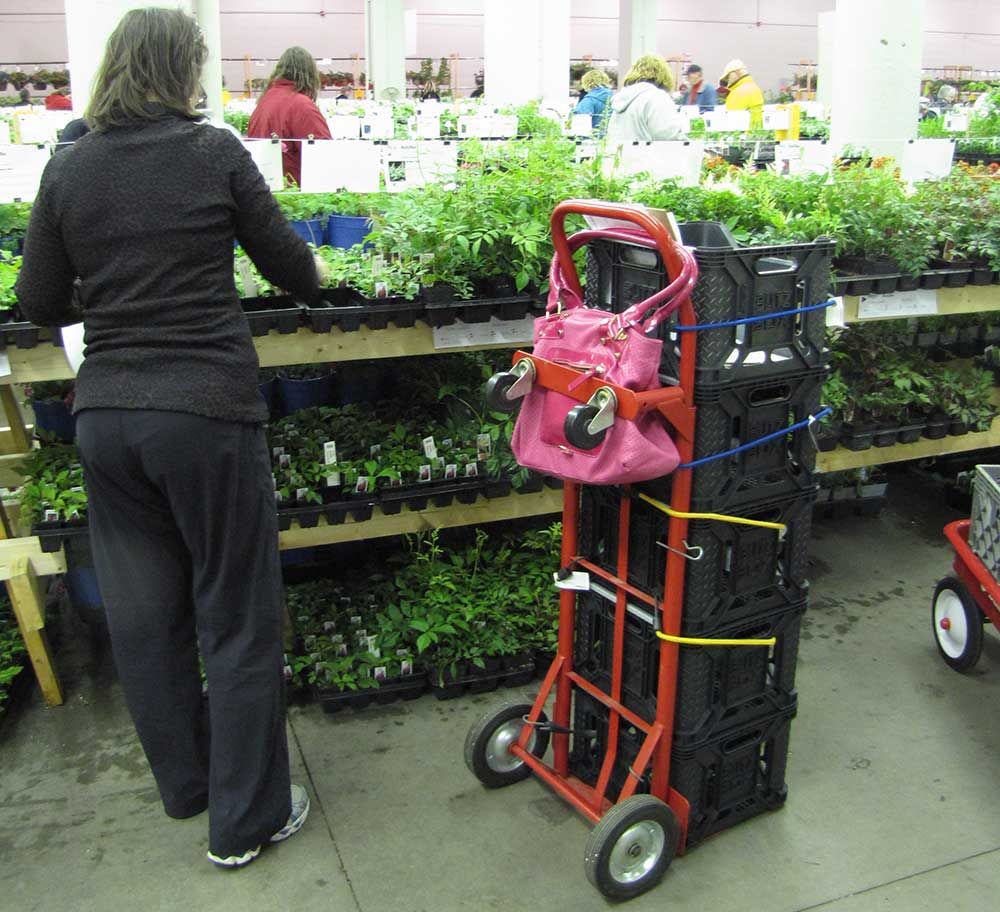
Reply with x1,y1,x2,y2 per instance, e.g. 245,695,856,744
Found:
3,478,1000,912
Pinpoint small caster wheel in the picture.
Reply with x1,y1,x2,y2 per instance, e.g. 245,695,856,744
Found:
485,372,518,412
464,702,550,788
932,576,984,672
564,404,606,450
584,795,679,900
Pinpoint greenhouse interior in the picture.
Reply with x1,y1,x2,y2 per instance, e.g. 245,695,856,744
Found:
3,0,1000,909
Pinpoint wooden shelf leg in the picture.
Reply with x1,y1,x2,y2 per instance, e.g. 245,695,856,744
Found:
0,385,32,455
5,555,63,706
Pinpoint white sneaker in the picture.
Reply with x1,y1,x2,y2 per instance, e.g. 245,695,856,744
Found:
207,785,310,868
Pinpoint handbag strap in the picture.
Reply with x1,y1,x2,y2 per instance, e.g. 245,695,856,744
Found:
547,226,698,336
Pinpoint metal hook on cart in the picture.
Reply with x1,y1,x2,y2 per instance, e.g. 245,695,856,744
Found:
655,539,703,561
586,387,618,436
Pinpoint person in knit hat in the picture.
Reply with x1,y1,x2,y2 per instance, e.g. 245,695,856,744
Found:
721,59,764,128
606,54,685,145
573,68,613,132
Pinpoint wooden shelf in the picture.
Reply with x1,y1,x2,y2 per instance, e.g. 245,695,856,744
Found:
0,322,532,385
277,487,563,550
816,422,1000,473
842,284,1000,323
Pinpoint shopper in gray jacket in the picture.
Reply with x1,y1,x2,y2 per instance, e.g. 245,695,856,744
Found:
606,54,686,146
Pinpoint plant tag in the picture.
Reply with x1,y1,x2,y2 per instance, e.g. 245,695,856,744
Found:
323,621,337,633
295,486,309,504
283,664,292,679
350,615,362,625
476,433,492,458
330,633,344,643
422,436,437,459
418,464,432,483
279,454,291,469
326,473,340,487
372,254,385,274
434,456,446,470
373,666,387,682
70,485,83,492
444,463,458,480
44,509,59,523
323,441,337,464
273,446,284,457
337,642,349,656
370,444,381,458
441,438,453,449
401,659,413,676
554,570,591,591
237,258,258,299
465,463,479,477
374,280,389,299
356,627,368,638
826,296,846,328
396,649,410,658
945,112,969,132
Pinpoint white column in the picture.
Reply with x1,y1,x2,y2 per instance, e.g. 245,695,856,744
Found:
617,0,658,87
829,0,926,155
483,0,569,107
195,0,224,125
365,0,407,102
65,0,191,117
816,10,835,112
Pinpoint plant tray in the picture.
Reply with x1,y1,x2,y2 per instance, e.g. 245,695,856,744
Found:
378,476,484,515
350,291,421,330
241,295,303,336
304,288,367,333
1,319,42,350
31,519,89,553
428,656,536,700
316,673,428,714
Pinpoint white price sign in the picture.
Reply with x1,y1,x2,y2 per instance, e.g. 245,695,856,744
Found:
944,112,969,133
300,140,381,192
0,143,50,203
857,289,939,320
326,114,361,139
432,315,535,350
762,107,791,130
243,139,283,191
568,114,593,137
605,141,705,187
703,109,750,132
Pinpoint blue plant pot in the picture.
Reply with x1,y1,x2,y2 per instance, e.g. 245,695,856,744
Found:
289,218,327,247
327,214,371,249
65,567,104,611
278,372,336,416
280,547,320,568
259,376,278,418
33,399,77,442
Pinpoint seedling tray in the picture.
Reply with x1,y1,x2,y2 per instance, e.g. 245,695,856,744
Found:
316,673,428,713
241,295,303,336
428,656,536,700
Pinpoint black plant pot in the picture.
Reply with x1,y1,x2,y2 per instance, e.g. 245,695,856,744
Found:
840,422,875,451
923,413,949,440
948,419,969,437
897,423,924,444
872,423,899,448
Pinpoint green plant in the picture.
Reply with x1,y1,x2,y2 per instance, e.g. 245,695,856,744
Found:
0,250,20,313
17,443,88,524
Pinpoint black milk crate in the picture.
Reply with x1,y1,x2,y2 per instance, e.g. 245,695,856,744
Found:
583,224,833,386
572,582,803,742
645,368,824,513
569,689,794,847
578,486,813,634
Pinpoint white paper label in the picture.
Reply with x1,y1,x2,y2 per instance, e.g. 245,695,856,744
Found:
857,289,939,320
324,441,337,465
554,571,591,591
422,436,437,459
0,143,49,203
432,314,535,350
826,296,846,328
300,140,381,193
945,112,969,133
243,139,284,191
762,108,791,130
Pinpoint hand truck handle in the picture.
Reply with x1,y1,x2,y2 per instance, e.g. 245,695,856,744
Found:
550,199,689,300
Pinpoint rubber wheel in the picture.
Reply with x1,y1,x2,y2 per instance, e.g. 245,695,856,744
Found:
564,404,606,450
485,372,518,412
463,702,550,788
584,795,679,900
932,576,984,672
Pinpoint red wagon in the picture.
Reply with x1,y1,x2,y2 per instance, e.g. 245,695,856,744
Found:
935,518,1000,671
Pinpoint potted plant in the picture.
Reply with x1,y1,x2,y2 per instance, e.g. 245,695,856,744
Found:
24,380,77,442
9,72,29,91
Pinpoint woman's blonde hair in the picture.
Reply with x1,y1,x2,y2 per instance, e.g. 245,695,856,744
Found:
623,55,675,92
269,47,321,101
581,69,610,91
87,7,207,131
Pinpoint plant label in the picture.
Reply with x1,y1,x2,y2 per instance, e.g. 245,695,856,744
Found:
422,436,437,459
323,621,336,633
476,433,492,458
444,463,458,480
236,258,258,299
857,290,938,320
370,443,382,458
323,441,337,465
279,454,291,469
465,463,479,477
432,314,535,350
273,446,285,458
554,570,591,591
337,642,349,656
434,456,446,470
396,649,410,658
944,112,969,133
401,660,413,676
43,509,59,523
295,487,309,504
374,281,389,298
441,438,453,450
326,473,340,488
350,615,362,625
418,464,432,483
373,666,387,682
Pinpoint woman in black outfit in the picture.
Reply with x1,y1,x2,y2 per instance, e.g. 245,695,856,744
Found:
15,7,318,869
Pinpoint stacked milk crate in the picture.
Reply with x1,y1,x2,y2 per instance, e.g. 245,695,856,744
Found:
568,222,834,847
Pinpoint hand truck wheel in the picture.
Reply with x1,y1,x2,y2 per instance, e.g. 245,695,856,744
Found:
932,576,985,672
564,404,606,450
484,358,535,413
464,701,550,788
583,795,679,900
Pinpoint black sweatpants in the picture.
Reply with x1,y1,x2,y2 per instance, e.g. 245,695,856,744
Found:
76,409,290,858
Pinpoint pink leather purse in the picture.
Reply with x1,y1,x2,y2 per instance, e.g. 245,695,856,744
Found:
511,227,697,485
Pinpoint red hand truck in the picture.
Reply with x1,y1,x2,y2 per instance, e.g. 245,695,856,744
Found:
463,201,702,900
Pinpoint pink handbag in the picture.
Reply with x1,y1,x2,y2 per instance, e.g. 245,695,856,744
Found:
511,227,697,486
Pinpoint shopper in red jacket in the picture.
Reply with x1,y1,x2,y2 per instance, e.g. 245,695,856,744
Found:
247,46,331,188
45,89,73,110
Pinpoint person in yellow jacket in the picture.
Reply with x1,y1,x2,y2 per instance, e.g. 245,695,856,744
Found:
721,59,764,129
